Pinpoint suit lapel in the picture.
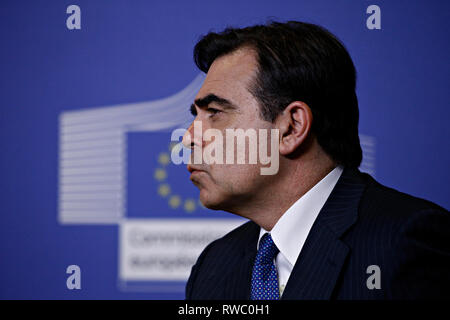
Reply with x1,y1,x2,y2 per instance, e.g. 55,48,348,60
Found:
221,221,259,299
281,168,368,299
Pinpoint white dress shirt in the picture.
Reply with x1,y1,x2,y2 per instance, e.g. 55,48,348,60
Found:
257,165,344,296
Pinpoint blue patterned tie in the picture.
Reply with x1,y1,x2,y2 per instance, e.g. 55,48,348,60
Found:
250,233,280,300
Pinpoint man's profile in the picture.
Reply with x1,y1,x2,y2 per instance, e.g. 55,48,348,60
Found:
182,21,450,300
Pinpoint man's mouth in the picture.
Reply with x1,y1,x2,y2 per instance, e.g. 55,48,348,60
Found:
187,165,207,179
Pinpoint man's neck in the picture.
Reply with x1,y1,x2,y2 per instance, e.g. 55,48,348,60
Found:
234,160,337,231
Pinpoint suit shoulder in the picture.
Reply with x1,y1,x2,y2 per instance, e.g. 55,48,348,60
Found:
205,219,258,252
339,173,450,299
361,174,447,217
346,173,449,247
192,219,257,266
187,220,257,284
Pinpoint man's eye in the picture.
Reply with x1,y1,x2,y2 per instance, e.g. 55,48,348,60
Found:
207,108,222,116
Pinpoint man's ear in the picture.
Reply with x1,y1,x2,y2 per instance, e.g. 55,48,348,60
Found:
275,101,313,156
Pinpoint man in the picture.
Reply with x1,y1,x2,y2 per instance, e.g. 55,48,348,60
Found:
182,21,450,299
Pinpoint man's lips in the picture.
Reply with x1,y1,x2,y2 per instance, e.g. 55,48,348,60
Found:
187,165,207,185
187,165,207,175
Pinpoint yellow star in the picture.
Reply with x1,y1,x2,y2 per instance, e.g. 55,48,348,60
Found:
169,195,181,208
158,152,170,166
158,184,170,197
169,141,179,152
154,168,167,181
184,199,196,213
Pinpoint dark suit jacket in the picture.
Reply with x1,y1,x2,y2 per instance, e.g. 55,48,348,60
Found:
186,168,450,299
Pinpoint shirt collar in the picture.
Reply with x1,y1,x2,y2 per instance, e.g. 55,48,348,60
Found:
258,165,344,266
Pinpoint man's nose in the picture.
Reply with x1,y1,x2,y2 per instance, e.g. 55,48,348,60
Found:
182,121,202,148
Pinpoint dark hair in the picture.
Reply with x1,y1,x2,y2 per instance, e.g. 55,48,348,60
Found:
193,21,362,168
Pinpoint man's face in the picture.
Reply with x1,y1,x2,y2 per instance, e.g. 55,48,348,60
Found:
183,48,276,212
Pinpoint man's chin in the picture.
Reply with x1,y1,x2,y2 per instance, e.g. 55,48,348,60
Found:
199,192,226,211
199,198,221,211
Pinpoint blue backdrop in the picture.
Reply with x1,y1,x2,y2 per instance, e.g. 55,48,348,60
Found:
0,0,448,299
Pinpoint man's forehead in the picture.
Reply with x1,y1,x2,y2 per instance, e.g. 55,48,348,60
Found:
208,47,258,79
196,47,258,101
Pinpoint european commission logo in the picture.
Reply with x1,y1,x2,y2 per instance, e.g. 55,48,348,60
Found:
57,74,376,292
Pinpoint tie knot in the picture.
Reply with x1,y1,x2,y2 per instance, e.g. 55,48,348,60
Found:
256,233,279,264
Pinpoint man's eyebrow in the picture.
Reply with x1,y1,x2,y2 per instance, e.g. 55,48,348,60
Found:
190,94,238,116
